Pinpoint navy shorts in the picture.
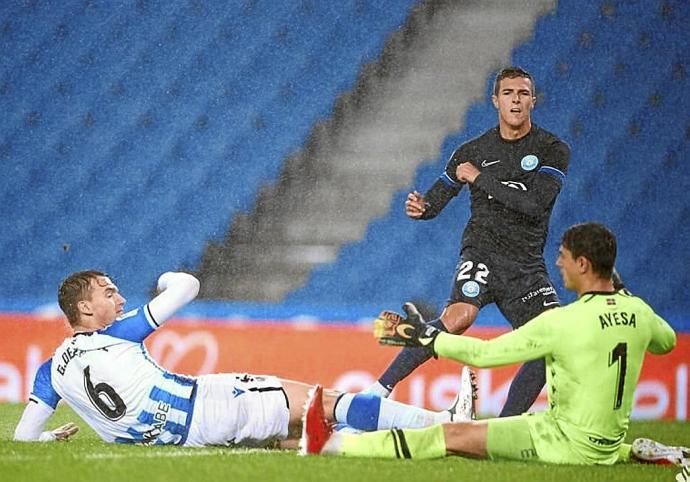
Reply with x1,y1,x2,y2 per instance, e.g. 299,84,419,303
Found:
448,248,560,329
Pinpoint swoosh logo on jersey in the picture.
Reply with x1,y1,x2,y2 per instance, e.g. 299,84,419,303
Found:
481,159,501,167
543,301,559,307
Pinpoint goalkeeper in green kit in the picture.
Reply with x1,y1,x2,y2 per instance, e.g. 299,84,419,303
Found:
301,222,689,466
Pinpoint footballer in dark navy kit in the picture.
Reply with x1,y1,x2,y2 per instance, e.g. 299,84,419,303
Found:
434,123,569,325
370,67,571,418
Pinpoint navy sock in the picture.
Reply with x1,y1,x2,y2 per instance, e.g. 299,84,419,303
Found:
499,358,546,417
378,318,447,391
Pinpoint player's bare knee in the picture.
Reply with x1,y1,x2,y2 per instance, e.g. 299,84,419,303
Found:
441,422,471,454
442,421,487,458
441,304,478,334
321,390,340,422
278,438,300,450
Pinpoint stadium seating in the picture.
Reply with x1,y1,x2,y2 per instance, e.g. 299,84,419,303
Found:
0,0,418,299
1,0,687,326
289,0,690,323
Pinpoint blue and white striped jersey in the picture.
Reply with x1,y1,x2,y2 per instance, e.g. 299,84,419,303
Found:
31,305,197,445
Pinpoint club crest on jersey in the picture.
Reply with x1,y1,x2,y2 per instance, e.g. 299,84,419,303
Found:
462,281,480,298
521,154,539,171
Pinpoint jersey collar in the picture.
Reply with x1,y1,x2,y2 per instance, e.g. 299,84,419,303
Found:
581,289,621,302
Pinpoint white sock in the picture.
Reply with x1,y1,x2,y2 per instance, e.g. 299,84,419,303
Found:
378,397,449,429
335,392,449,431
364,381,391,398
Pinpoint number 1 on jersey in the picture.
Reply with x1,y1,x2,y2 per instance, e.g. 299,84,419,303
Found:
608,342,627,410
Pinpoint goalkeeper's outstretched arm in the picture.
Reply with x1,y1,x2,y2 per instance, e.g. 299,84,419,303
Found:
433,324,551,368
376,302,553,368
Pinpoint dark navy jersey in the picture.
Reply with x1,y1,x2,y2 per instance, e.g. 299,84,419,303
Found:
426,124,570,270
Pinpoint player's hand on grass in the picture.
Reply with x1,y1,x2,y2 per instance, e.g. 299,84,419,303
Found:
54,422,79,440
40,422,79,442
374,303,441,349
405,191,427,218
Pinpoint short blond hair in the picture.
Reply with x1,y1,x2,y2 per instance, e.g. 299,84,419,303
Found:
57,270,108,327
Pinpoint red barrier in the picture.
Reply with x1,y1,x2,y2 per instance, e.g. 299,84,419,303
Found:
2,314,688,419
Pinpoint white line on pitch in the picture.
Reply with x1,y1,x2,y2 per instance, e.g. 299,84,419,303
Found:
1,448,274,462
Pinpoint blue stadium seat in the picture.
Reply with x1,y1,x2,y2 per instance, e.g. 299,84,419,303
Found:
0,0,418,299
291,0,690,318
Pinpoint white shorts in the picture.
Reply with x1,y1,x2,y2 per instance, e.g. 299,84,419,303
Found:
184,373,290,447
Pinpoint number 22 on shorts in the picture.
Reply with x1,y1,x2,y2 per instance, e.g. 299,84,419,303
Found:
456,261,489,298
456,261,490,284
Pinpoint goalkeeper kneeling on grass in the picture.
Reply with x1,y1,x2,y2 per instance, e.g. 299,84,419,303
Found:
301,222,689,466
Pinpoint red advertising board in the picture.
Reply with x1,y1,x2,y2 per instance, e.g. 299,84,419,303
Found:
1,314,688,419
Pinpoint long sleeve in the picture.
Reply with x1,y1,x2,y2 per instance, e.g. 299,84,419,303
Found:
15,359,62,441
647,308,677,355
418,146,469,220
473,171,561,218
14,399,56,441
103,272,200,343
419,177,462,220
471,136,569,218
147,272,200,324
434,312,554,368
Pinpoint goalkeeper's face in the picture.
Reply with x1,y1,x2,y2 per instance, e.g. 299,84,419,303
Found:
79,276,127,329
556,246,581,292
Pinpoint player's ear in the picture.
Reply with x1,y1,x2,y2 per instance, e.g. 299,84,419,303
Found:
491,95,499,109
576,256,589,274
77,299,93,317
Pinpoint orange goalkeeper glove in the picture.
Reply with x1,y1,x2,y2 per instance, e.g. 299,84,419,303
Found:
374,302,440,349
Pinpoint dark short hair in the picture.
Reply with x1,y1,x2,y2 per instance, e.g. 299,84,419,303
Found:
561,223,617,279
58,270,108,327
493,66,536,97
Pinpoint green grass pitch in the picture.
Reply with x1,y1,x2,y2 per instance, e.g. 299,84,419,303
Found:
0,403,687,482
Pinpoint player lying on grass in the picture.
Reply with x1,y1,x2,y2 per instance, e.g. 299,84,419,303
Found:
13,270,476,447
301,222,689,466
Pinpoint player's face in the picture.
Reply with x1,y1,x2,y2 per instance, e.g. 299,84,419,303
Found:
556,246,579,291
492,76,535,130
83,276,126,328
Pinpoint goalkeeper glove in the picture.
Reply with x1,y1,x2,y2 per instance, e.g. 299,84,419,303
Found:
374,302,441,350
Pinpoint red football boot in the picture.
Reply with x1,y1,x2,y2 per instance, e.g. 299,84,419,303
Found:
299,385,334,455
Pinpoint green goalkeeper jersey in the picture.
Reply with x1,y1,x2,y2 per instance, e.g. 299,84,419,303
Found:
435,290,676,458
